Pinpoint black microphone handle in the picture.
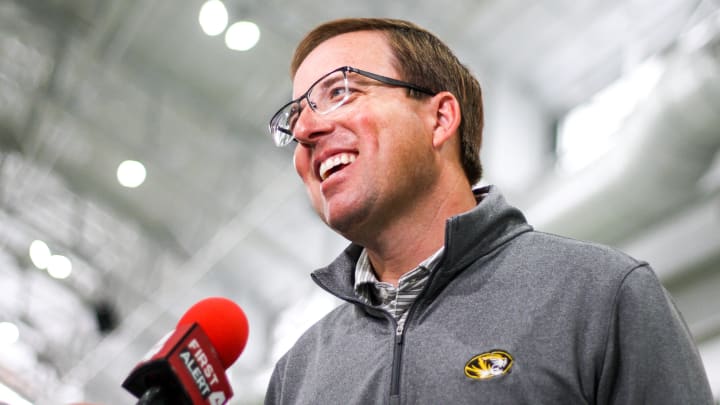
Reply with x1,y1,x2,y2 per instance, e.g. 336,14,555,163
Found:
136,386,190,405
136,387,164,405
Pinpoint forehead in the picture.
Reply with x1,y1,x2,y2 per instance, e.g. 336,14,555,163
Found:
292,31,397,97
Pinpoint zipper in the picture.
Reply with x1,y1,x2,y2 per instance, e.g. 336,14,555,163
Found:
313,272,407,404
389,322,404,405
387,252,446,405
311,258,446,405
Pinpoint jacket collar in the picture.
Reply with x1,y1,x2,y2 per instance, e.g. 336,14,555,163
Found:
311,185,533,301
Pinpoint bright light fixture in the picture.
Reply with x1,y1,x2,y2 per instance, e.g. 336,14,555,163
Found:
117,160,147,188
0,380,32,405
47,254,72,279
199,0,229,36
225,21,260,51
29,239,51,270
556,58,664,172
0,322,19,345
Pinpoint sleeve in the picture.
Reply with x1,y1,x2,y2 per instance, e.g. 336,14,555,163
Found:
597,265,714,404
264,358,285,405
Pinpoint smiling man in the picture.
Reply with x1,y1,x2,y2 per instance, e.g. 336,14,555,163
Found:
289,30,475,286
265,18,713,405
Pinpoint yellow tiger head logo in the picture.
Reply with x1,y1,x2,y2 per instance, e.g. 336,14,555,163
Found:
464,350,513,380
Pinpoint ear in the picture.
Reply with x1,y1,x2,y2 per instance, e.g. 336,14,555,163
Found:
429,91,462,149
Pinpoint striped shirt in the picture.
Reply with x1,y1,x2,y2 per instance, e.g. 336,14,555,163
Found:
354,247,445,334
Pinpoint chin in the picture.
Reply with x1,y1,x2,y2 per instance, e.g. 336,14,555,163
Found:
322,206,373,241
322,213,354,235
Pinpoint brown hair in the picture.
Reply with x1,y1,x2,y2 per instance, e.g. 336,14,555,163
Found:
290,18,484,184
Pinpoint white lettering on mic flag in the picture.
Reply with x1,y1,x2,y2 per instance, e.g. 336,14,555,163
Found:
180,349,212,397
209,391,227,404
188,338,221,385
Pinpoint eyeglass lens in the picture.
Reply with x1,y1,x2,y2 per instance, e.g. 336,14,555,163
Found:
271,69,350,146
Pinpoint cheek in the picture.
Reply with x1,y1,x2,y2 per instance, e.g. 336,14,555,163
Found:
353,105,423,158
345,108,384,148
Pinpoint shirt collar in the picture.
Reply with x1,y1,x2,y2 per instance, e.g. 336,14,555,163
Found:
353,247,445,296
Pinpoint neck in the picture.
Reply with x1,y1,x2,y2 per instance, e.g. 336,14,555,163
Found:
360,178,476,286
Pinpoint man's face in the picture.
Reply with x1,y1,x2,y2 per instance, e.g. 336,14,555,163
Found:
292,31,437,240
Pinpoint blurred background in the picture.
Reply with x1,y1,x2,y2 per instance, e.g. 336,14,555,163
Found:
0,0,719,403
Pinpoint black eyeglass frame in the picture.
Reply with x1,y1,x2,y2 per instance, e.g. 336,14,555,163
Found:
268,66,437,146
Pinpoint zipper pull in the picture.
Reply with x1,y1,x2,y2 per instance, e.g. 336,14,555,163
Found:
395,324,405,343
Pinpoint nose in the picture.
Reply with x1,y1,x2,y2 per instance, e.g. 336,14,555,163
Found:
292,104,334,145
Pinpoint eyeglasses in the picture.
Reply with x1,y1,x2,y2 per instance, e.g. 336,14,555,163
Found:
268,66,436,147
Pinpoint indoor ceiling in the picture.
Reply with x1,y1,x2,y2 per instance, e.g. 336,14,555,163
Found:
1,0,719,404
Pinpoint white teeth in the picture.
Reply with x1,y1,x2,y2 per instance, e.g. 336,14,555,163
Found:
319,153,356,181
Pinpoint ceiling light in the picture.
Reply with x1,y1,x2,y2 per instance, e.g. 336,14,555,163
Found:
47,255,72,279
225,21,260,51
556,58,664,172
29,239,51,270
199,0,229,36
117,160,147,188
0,322,19,345
0,380,32,405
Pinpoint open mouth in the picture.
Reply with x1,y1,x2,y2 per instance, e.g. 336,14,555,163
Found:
319,152,357,181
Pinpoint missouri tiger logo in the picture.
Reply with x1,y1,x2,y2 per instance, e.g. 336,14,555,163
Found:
464,350,513,380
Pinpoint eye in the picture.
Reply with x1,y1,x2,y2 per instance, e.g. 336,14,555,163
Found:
287,103,302,129
288,103,301,116
328,86,350,101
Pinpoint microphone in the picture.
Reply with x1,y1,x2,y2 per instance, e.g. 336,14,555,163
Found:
122,297,249,405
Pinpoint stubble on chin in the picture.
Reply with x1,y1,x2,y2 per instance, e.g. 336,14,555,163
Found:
316,196,375,242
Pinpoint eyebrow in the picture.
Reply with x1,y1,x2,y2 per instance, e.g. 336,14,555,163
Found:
315,74,344,92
